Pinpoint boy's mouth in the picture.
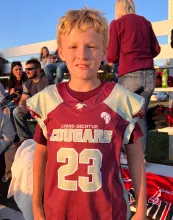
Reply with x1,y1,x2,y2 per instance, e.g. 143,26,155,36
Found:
76,64,90,69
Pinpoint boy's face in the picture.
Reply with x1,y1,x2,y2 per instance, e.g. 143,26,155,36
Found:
58,27,105,81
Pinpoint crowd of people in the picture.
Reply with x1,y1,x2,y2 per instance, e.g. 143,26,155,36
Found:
0,0,165,219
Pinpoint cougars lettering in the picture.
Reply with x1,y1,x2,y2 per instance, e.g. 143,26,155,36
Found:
50,128,113,143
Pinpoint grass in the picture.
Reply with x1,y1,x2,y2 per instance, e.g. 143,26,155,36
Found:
146,131,173,165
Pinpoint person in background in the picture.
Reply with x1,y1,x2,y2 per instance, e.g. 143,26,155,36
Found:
0,110,15,156
39,46,50,68
107,0,160,164
3,62,27,127
27,8,146,220
0,81,6,103
8,62,26,95
13,59,54,142
43,49,69,83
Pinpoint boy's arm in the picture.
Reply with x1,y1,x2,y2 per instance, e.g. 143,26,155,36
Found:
33,143,47,219
125,139,147,220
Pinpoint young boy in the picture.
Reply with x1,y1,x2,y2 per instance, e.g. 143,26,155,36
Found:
27,8,146,220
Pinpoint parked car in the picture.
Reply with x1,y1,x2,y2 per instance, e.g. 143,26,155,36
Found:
150,92,168,102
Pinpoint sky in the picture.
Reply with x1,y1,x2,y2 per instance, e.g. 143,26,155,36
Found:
0,0,169,64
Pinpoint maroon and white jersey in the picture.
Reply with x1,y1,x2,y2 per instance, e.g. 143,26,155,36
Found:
27,82,144,220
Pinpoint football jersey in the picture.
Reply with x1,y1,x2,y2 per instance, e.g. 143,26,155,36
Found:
26,82,144,220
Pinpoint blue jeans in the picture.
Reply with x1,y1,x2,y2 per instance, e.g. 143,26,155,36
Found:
118,69,156,152
2,104,18,131
13,107,33,141
44,62,68,83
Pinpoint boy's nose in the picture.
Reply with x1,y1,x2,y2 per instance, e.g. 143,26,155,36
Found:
77,47,88,60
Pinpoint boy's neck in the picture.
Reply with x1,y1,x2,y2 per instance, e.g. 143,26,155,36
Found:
68,78,101,92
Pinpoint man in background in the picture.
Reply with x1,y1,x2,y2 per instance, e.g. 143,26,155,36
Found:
13,59,54,142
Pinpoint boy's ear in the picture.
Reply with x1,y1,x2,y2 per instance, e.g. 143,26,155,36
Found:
102,49,107,61
58,47,65,61
104,48,107,56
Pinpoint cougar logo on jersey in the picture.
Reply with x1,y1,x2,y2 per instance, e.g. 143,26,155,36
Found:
101,112,111,124
50,128,113,143
76,103,87,109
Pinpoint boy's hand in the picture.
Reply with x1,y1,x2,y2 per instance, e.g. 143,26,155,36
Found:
33,205,45,220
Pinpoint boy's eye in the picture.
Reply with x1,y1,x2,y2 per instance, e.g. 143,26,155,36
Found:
89,46,95,49
69,46,77,49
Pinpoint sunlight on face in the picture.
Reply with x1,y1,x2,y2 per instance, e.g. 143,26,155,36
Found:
59,28,105,81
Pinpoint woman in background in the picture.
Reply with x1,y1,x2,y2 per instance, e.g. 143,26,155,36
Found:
3,61,27,127
1,62,27,182
39,46,50,68
107,0,160,164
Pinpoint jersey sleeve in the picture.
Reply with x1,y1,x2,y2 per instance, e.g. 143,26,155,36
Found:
128,122,143,144
104,83,145,146
122,93,144,146
26,84,63,139
122,89,145,145
34,124,47,146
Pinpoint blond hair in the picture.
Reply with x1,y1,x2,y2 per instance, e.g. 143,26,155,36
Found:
115,0,135,19
57,8,109,49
